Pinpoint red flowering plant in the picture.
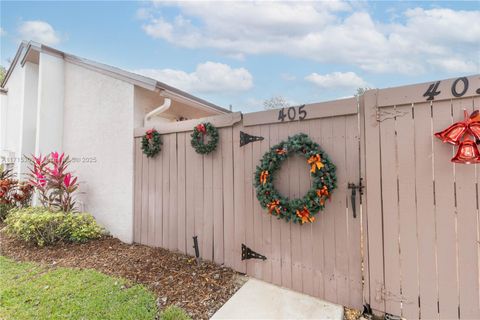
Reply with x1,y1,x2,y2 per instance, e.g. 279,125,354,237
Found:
0,164,33,220
27,152,79,212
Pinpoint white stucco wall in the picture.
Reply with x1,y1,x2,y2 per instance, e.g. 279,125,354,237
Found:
1,61,25,174
19,62,39,172
35,52,64,156
63,62,135,243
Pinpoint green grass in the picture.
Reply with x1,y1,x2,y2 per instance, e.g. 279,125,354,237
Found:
0,256,157,320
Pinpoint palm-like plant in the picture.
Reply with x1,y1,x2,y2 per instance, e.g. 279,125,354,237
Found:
27,152,79,212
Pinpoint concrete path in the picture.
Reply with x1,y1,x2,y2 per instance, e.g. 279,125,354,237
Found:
211,278,344,319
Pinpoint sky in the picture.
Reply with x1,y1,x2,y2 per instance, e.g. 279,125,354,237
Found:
0,0,479,112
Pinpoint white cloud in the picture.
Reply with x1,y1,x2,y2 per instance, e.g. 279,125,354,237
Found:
305,72,368,90
18,20,60,45
136,61,253,93
0,27,6,37
140,2,480,74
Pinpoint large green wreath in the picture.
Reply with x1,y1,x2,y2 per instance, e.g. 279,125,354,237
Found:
254,133,337,224
191,122,219,154
141,129,162,158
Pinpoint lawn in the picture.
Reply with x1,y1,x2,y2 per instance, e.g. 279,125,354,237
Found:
0,256,157,320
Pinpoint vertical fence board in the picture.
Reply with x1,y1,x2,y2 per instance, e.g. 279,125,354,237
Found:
269,123,283,286
233,124,246,273
193,136,204,258
322,117,338,302
213,129,224,264
363,90,386,313
154,139,163,247
333,116,349,307
380,106,402,316
395,104,420,319
147,155,156,246
244,128,255,276
301,120,313,296
278,123,292,289
177,133,187,253
134,139,142,243
185,135,195,256
222,127,234,268
453,98,480,320
289,121,304,293
414,101,438,320
260,124,273,283
203,148,214,261
162,134,171,248
252,125,264,280
141,151,149,245
432,99,459,320
169,134,178,251
346,113,363,309
311,119,326,299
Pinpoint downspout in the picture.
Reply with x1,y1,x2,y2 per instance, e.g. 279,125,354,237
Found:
143,98,172,126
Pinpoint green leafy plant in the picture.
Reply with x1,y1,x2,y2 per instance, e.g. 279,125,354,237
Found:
4,207,104,246
160,306,191,320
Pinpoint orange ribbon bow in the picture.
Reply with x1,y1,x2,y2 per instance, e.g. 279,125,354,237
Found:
267,200,281,215
307,154,324,173
296,206,315,224
276,148,287,155
316,186,329,197
260,170,269,185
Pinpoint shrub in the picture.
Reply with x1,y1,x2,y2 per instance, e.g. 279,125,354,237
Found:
0,164,33,221
4,207,104,246
160,306,191,320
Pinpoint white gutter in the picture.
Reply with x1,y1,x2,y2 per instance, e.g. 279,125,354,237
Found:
143,98,172,125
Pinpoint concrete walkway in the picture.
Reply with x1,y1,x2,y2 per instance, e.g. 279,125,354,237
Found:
211,278,344,319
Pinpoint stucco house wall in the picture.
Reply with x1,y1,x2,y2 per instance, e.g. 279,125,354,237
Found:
63,62,135,243
1,41,228,244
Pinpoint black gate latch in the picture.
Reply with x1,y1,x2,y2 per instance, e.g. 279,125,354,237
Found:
241,244,267,261
240,131,264,147
348,178,364,218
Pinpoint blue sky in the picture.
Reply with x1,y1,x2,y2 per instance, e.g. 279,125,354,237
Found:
1,1,479,112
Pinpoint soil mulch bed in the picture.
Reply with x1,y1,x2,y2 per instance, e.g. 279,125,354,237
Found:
0,227,246,320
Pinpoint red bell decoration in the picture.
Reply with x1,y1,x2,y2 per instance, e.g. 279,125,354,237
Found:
451,137,480,164
469,122,480,142
435,122,468,145
434,110,470,145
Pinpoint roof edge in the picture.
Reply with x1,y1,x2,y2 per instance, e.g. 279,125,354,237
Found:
1,41,230,114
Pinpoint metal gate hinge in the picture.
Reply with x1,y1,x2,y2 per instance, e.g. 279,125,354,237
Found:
240,131,264,147
376,108,409,122
241,244,266,261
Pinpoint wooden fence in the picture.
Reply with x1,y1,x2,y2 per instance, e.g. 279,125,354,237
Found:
133,74,480,319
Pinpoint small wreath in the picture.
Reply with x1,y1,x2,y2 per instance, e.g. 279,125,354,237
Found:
254,133,337,224
141,129,162,158
191,122,219,154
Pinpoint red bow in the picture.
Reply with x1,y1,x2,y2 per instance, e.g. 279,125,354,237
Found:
145,129,155,140
196,124,206,134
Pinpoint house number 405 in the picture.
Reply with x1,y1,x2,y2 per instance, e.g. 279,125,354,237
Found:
277,105,307,122
423,76,480,101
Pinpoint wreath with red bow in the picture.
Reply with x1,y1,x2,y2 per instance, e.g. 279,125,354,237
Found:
191,122,219,154
141,129,162,158
254,133,337,224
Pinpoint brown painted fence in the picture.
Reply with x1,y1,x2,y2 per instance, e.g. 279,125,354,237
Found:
133,74,480,319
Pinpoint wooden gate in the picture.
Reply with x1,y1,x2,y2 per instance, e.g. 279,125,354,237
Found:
364,75,480,319
133,97,365,310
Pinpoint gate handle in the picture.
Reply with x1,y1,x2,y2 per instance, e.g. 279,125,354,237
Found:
348,178,364,219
